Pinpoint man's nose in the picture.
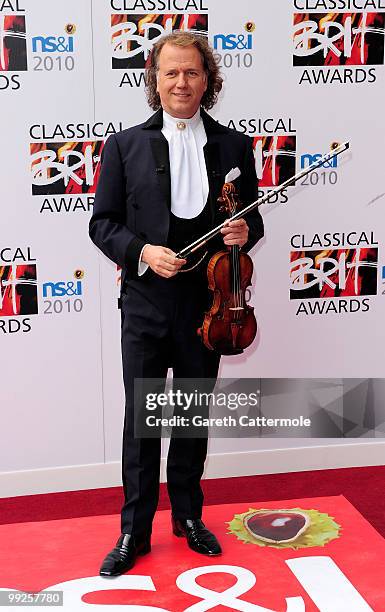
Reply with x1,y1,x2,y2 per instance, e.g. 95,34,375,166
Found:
175,72,187,87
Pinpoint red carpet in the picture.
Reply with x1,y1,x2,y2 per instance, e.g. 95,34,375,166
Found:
0,495,384,611
1,466,384,538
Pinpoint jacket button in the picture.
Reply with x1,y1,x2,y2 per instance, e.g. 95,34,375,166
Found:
132,203,139,209
139,232,147,239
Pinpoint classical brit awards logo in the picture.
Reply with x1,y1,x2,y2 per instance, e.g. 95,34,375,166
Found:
253,135,297,188
31,142,103,196
227,116,297,205
0,1,27,91
111,3,208,88
293,8,385,84
290,231,379,315
0,246,37,334
29,122,123,213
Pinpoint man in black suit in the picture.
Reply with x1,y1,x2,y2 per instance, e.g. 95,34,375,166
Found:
89,31,264,576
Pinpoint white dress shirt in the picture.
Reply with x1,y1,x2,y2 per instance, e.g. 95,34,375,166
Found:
138,107,208,276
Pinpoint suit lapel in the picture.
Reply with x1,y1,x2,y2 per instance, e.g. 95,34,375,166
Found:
149,135,171,211
201,109,227,221
204,140,222,222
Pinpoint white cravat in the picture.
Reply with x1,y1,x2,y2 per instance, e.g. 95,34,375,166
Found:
162,107,208,218
138,107,209,275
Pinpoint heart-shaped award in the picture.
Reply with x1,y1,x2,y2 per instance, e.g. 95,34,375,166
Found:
244,510,310,544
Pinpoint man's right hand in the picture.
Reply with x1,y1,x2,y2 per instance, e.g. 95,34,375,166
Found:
141,245,187,278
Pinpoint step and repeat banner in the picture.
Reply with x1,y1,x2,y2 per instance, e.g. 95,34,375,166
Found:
1,0,385,472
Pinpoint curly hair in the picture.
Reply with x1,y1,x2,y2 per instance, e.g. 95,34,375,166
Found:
145,31,223,111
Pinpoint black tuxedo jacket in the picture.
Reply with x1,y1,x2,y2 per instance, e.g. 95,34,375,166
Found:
89,108,264,288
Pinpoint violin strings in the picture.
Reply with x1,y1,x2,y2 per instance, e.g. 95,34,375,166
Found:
226,188,245,325
235,195,241,319
230,195,236,316
236,197,241,319
230,193,241,321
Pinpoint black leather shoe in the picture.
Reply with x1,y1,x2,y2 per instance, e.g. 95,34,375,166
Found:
99,533,151,577
172,517,222,556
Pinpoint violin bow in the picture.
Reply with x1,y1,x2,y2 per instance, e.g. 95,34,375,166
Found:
176,141,350,259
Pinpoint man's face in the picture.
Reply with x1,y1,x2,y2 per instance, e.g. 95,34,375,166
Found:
156,42,208,119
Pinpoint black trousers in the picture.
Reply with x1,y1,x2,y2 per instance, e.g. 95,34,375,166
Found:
120,271,220,537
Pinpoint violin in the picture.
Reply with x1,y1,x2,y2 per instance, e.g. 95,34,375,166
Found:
198,181,257,355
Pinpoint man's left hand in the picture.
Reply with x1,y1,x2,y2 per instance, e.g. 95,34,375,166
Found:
220,218,249,247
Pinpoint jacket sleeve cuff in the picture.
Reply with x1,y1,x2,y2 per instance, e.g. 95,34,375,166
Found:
125,236,146,270
138,244,150,276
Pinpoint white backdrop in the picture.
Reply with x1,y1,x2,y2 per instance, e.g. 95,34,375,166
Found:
1,0,384,484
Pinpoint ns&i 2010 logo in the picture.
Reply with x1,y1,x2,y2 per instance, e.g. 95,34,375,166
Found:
0,248,86,334
213,21,255,70
32,23,76,54
41,269,84,316
31,23,77,73
0,3,77,90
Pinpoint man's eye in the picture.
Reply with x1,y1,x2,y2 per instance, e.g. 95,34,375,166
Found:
187,71,198,77
166,72,176,77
